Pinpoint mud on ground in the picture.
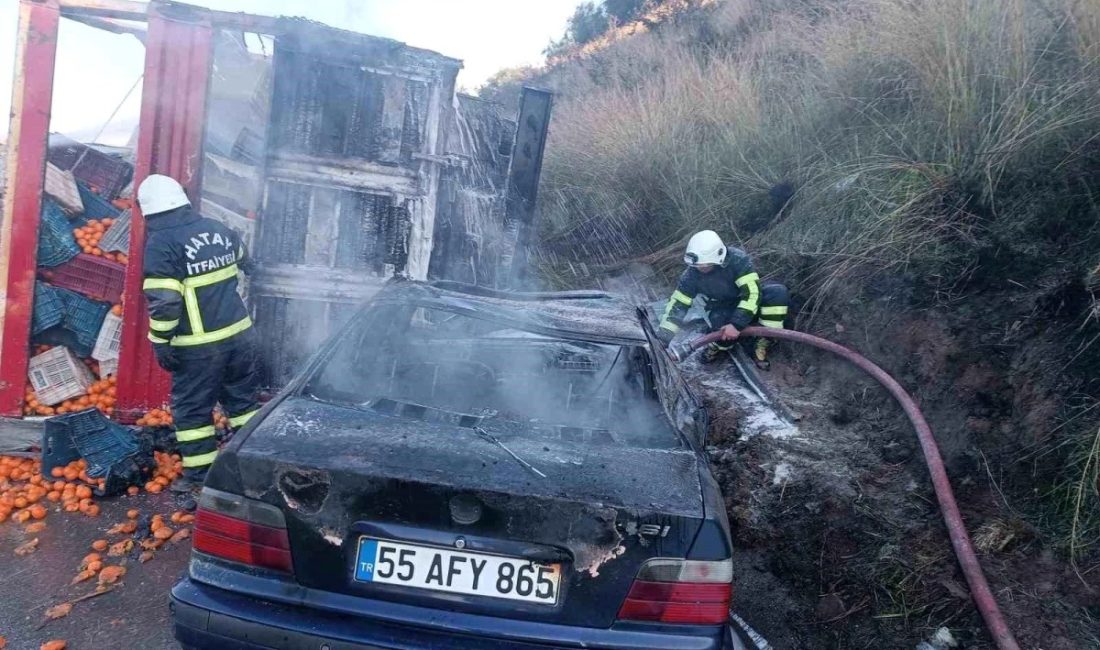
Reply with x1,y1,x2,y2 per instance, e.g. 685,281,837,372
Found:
688,322,1098,649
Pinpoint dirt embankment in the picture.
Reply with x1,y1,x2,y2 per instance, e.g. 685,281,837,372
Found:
690,293,1098,649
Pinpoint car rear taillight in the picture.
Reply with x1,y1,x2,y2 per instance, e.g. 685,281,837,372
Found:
192,487,293,573
617,558,732,625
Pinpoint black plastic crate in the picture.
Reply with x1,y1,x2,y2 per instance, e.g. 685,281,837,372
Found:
32,282,65,335
37,199,81,268
41,408,139,478
76,182,122,220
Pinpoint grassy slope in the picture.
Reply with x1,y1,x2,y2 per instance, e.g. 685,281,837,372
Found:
504,0,1100,563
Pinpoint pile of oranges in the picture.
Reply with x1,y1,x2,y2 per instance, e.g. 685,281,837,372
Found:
0,457,105,524
135,408,173,428
71,218,128,264
141,451,182,494
23,386,55,417
24,376,119,418
1,452,186,527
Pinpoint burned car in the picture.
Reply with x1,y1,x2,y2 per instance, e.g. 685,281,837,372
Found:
170,281,747,650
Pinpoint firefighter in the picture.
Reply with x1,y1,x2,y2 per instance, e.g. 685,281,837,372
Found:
656,230,789,368
137,174,260,493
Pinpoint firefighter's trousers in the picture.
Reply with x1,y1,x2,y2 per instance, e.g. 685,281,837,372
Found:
706,281,790,350
171,330,260,480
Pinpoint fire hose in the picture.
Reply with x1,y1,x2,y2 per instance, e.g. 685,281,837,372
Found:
672,328,1020,650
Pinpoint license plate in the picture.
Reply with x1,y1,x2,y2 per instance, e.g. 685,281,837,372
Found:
353,537,561,605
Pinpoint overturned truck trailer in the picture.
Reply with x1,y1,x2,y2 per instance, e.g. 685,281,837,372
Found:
0,0,552,417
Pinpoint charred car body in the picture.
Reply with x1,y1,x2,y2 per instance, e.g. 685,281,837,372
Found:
170,281,746,650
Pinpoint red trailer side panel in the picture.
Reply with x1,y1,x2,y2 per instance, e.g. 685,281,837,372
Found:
0,0,61,417
116,3,213,420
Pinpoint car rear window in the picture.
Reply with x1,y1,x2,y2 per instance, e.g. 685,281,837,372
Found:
304,305,682,449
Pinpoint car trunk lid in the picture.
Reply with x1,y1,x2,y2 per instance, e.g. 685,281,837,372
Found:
228,397,705,628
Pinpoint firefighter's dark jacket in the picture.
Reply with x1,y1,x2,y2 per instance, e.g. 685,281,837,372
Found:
142,206,253,350
659,246,761,333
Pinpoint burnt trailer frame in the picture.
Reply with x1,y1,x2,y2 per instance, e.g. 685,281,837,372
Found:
0,0,551,419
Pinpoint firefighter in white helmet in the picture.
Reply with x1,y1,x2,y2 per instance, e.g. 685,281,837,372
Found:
137,174,260,493
656,230,789,368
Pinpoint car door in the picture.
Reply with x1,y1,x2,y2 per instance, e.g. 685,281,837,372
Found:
637,307,710,450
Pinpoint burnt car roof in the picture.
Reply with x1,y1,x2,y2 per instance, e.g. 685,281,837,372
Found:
372,280,649,346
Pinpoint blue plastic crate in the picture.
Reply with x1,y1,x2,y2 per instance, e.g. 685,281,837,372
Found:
41,408,140,479
32,282,65,335
76,182,121,220
37,199,80,267
57,287,110,357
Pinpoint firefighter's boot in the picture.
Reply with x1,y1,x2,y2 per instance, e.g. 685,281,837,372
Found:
754,338,772,371
701,342,732,364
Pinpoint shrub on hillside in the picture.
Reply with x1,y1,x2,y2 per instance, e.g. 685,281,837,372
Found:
531,0,1100,555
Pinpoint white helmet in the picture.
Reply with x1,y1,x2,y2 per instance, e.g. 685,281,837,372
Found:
684,230,727,266
137,174,190,216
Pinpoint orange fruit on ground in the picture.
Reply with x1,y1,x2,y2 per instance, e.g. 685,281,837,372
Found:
127,486,140,496
91,539,108,551
29,504,46,519
47,491,61,502
50,467,63,478
127,509,139,519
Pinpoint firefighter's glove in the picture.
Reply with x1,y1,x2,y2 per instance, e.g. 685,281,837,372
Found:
153,343,181,373
656,328,676,346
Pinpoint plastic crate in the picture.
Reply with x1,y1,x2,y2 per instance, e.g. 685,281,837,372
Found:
40,253,125,303
32,282,65,335
41,409,140,479
77,182,121,220
37,199,81,268
28,346,94,406
93,312,123,361
44,163,83,215
99,357,118,378
48,138,133,200
98,209,130,253
60,288,111,357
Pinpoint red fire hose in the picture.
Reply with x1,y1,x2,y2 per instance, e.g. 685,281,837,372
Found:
677,328,1020,650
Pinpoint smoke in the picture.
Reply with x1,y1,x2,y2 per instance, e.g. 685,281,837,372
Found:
197,19,554,389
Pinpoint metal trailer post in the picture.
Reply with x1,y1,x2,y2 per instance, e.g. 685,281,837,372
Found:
503,87,553,288
0,0,62,417
115,1,214,420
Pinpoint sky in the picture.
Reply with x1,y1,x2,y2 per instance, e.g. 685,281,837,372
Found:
0,0,577,145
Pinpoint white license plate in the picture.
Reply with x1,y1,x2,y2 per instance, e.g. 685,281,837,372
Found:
353,537,561,605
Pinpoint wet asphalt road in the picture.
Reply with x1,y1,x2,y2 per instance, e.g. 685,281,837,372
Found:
0,491,188,649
